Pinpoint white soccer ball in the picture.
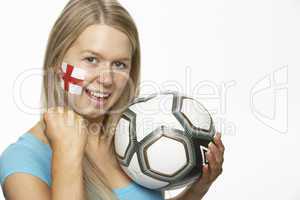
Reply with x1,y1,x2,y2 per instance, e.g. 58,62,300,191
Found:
114,91,215,190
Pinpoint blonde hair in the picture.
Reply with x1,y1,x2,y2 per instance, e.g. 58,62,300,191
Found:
40,0,141,199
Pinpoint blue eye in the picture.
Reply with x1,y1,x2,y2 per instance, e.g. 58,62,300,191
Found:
113,61,127,69
85,57,98,64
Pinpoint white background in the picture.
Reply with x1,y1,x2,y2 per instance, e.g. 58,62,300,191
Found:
0,0,299,199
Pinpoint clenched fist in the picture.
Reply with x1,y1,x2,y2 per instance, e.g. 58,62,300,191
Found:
43,107,88,160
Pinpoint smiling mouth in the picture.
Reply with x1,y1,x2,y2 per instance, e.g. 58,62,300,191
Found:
84,88,111,106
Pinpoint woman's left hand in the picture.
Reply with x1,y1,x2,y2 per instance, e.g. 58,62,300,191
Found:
177,132,225,200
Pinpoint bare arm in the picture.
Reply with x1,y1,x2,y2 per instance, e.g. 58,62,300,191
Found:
46,107,89,200
51,149,86,200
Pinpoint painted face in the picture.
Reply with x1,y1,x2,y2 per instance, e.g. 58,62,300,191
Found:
59,24,132,120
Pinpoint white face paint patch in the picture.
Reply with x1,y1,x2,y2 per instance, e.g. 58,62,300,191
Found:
60,62,86,95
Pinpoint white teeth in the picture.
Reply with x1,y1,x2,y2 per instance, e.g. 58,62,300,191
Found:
89,90,110,98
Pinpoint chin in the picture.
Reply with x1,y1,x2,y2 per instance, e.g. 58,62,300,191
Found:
74,106,107,120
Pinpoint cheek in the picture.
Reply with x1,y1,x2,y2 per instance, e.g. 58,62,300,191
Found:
66,87,91,108
114,75,129,93
67,93,85,107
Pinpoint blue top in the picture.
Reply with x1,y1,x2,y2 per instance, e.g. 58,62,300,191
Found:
0,132,164,200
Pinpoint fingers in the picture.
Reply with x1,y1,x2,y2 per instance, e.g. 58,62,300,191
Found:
43,107,58,122
66,108,76,126
206,145,221,181
44,106,78,126
214,132,225,156
208,142,223,166
45,106,63,115
200,164,210,184
76,116,88,136
205,132,225,182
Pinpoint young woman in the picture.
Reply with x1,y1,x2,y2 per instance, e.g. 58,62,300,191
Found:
0,0,225,199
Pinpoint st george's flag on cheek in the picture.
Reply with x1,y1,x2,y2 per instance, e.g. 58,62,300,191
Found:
60,62,87,95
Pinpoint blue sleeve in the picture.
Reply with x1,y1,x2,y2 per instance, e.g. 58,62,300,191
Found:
113,182,164,200
0,143,50,187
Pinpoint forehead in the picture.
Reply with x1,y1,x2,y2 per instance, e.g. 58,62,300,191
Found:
74,24,132,59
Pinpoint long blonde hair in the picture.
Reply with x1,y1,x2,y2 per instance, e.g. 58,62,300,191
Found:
40,0,141,199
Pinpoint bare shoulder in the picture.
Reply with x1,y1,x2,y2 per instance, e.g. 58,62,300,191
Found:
3,173,50,200
28,120,51,146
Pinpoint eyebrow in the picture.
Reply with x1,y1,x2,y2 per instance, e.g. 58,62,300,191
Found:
81,50,131,61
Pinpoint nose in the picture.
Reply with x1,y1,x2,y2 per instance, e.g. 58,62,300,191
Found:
95,62,113,86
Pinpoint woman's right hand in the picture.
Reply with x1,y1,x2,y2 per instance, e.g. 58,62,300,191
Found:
42,106,88,159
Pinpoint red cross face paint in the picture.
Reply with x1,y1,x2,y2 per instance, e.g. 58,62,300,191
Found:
60,62,86,95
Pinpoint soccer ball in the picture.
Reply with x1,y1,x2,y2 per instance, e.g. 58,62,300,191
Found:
114,91,215,190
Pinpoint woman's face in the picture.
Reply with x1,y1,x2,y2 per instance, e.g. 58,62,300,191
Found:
60,24,132,120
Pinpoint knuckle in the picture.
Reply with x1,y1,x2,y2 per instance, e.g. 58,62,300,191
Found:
219,168,223,174
43,112,51,122
43,112,48,120
209,176,215,183
222,145,225,152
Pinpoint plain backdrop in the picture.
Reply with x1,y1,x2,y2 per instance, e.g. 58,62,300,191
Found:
0,0,299,199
